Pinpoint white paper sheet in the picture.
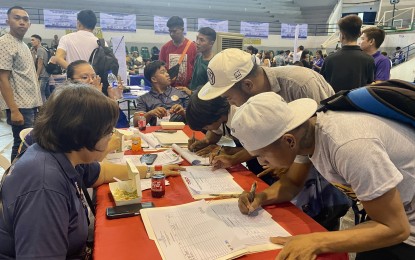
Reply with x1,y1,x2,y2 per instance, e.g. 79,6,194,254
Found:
152,130,189,145
172,144,210,165
106,150,183,165
141,199,291,260
181,166,244,199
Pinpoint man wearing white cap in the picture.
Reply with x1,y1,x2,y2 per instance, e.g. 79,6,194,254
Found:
232,92,415,260
191,48,350,231
197,48,333,106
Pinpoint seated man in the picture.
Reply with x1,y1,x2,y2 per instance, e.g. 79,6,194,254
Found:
133,61,188,127
233,92,415,259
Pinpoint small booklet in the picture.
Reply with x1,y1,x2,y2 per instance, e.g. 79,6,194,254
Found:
172,144,210,165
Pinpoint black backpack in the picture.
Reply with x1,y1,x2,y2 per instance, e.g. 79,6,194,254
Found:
318,79,415,128
89,39,119,96
35,46,52,72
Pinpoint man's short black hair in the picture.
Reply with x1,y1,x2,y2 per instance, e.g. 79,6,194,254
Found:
338,14,362,42
198,27,216,42
31,34,42,42
77,10,97,30
144,60,165,82
186,89,230,131
167,16,184,29
247,45,258,54
7,6,26,15
298,45,304,51
33,84,118,153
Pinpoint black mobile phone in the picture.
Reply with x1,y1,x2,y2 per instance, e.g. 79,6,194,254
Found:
140,153,158,165
106,202,155,219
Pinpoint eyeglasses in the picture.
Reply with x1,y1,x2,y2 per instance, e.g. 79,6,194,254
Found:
73,74,97,82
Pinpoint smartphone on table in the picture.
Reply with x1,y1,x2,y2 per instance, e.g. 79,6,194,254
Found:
106,202,155,219
140,153,158,165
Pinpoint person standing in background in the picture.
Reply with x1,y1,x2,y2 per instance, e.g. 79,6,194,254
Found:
51,34,59,50
312,50,324,72
0,6,42,161
30,34,50,103
54,10,99,69
159,16,197,88
177,27,216,95
359,27,391,82
320,15,374,92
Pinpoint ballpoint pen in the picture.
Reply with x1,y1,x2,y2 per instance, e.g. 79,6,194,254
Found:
248,181,257,203
210,145,224,166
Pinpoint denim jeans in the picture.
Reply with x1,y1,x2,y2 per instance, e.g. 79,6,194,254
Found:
39,77,50,103
6,108,38,162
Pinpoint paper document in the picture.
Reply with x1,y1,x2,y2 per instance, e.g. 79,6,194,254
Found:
106,150,183,165
172,144,210,165
152,130,189,145
141,199,291,260
139,132,161,148
181,166,244,199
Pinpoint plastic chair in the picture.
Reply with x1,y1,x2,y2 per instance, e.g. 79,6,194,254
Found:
130,46,139,53
0,154,11,170
140,47,150,60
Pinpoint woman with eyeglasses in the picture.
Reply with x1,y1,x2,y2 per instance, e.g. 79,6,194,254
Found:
0,85,183,259
66,60,127,127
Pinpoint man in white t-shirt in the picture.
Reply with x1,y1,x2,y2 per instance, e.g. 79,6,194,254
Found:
232,92,415,260
54,10,98,69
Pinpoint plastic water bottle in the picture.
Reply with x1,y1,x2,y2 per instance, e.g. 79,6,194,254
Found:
138,112,146,131
107,70,118,88
140,79,145,87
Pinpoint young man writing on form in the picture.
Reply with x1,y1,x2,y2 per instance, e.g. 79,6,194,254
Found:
232,92,415,260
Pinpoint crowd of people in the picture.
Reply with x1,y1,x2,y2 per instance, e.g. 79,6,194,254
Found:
0,5,414,260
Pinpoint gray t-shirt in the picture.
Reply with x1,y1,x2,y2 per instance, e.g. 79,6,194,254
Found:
263,66,335,103
0,33,42,110
36,46,49,78
310,111,415,246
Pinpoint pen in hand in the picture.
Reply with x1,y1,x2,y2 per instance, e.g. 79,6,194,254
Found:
248,181,257,203
188,132,196,152
210,145,224,166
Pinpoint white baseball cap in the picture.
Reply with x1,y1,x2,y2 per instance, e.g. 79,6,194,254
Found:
198,48,254,100
231,92,318,151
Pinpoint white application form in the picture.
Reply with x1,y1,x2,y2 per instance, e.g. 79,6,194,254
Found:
181,166,244,199
141,199,291,260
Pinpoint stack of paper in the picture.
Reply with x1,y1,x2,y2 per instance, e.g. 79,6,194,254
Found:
152,130,189,146
181,166,244,199
141,199,291,260
172,144,210,165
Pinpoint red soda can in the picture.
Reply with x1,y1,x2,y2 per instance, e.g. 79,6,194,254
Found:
151,174,165,198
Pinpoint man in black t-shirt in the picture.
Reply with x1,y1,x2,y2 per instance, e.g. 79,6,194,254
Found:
321,15,374,92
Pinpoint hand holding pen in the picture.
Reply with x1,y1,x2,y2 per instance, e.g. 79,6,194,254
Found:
238,181,262,215
209,145,223,169
188,132,196,152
